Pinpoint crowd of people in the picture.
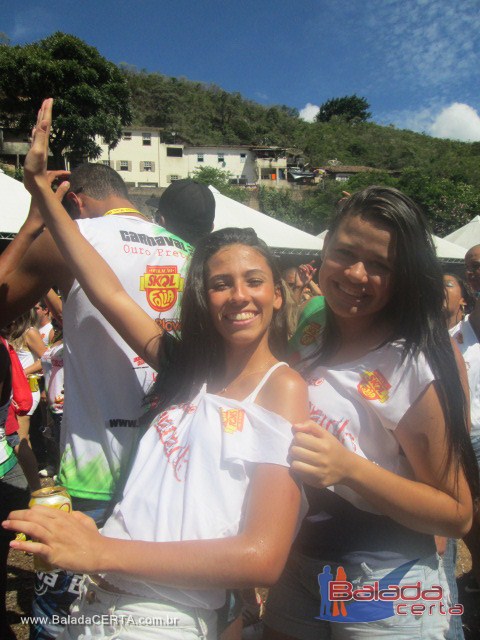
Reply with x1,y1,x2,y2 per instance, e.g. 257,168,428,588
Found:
0,98,479,640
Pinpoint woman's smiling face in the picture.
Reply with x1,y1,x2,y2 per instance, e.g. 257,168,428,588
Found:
206,243,282,350
319,214,396,325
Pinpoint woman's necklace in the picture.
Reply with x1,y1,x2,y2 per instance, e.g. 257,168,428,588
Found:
219,361,276,395
103,208,150,221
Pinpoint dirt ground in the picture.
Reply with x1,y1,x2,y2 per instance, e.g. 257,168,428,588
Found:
5,540,480,640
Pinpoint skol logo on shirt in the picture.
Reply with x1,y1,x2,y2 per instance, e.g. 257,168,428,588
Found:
140,265,184,313
357,369,391,403
220,408,245,434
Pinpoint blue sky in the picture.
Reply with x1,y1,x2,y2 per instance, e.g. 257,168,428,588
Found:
2,0,480,140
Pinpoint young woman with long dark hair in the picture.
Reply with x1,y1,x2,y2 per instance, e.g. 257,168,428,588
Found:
3,100,309,640
263,186,479,639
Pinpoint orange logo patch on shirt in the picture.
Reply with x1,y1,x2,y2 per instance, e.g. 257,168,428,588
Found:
300,322,322,346
220,408,245,434
357,369,391,403
140,265,184,313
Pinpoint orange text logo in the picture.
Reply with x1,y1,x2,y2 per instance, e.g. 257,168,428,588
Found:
357,369,391,403
140,265,184,313
220,408,245,434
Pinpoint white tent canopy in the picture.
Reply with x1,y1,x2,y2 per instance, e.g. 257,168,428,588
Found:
444,216,480,251
432,235,466,260
0,169,31,240
209,186,323,255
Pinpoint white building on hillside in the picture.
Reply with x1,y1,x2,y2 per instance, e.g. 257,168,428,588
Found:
96,128,303,188
96,128,258,188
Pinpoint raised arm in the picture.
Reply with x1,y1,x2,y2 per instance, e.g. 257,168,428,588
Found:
24,99,162,370
44,289,63,327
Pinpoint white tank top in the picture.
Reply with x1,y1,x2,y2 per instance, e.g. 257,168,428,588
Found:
100,363,294,609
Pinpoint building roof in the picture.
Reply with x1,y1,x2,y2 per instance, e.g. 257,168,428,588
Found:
322,165,381,174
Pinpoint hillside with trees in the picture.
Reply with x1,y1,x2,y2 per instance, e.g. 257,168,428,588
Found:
1,33,478,235
121,67,480,235
121,65,302,147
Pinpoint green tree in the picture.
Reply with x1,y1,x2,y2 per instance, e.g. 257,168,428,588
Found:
316,95,371,123
191,166,247,203
398,168,480,235
0,32,132,167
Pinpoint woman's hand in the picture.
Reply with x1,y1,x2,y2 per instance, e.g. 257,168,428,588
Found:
289,420,355,488
297,263,317,287
24,98,53,193
3,505,106,573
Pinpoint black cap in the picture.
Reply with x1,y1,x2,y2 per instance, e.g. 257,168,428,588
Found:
156,179,215,244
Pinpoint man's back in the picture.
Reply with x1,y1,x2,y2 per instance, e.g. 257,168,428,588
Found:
58,214,192,500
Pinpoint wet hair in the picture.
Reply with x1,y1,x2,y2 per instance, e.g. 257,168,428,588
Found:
443,273,476,316
62,163,129,214
314,186,479,500
145,227,287,415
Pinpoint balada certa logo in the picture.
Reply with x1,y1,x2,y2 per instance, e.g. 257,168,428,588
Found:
317,560,463,623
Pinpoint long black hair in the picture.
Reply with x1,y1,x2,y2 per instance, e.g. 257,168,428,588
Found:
315,186,479,499
144,227,288,417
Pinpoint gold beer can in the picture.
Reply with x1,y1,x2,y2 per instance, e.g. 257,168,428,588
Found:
29,485,71,572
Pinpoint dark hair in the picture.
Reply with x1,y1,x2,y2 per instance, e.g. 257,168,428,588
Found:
145,227,287,415
316,186,479,499
37,299,49,311
443,273,476,316
63,163,129,214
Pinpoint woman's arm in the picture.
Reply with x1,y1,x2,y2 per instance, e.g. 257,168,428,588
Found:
44,289,63,327
23,99,162,370
5,462,299,587
4,372,309,586
290,381,473,538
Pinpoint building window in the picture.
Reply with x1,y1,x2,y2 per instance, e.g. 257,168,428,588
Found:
240,153,246,163
143,161,153,172
102,160,110,166
119,161,129,172
167,147,183,157
218,153,225,163
123,132,132,140
142,132,151,146
168,175,180,182
197,153,204,163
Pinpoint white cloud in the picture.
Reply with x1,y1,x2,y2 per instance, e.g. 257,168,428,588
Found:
362,0,480,92
299,103,319,122
430,103,480,142
379,102,480,142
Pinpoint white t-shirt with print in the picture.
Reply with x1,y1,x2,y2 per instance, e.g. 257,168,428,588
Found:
41,343,64,414
39,322,53,346
60,215,192,500
304,341,435,514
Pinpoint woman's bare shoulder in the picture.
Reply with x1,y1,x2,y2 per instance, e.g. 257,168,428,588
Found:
257,364,309,423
